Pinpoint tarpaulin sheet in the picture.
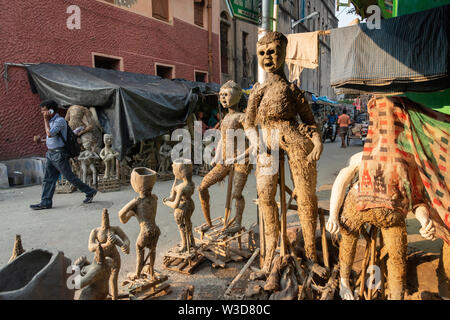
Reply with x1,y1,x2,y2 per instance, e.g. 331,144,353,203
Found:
26,63,220,158
331,5,450,95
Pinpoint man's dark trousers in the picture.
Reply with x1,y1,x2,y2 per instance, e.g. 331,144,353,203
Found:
41,149,96,207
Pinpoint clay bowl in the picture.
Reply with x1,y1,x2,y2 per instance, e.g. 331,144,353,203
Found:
131,167,157,193
172,158,193,178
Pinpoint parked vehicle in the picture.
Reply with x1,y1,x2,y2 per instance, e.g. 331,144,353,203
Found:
322,120,337,142
347,121,369,146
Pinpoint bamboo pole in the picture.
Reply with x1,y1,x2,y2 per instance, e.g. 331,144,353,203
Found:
279,150,287,257
318,208,330,270
223,167,235,230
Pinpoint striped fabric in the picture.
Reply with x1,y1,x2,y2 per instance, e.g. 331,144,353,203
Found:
358,96,450,244
331,5,449,95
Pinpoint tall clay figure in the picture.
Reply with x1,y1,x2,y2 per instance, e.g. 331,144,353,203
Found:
198,80,252,234
88,208,130,300
119,167,161,280
163,159,196,253
158,135,172,174
78,139,100,186
245,32,323,274
100,134,119,179
65,105,101,152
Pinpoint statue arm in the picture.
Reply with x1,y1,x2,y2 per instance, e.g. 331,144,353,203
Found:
245,82,263,129
78,265,101,289
165,179,177,202
414,205,436,240
211,137,223,166
88,229,99,252
113,227,130,253
163,188,182,209
118,198,138,224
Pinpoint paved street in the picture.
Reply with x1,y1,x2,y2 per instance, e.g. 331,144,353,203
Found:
1,138,440,299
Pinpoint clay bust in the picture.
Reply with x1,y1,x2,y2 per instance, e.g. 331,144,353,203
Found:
198,80,252,235
88,208,130,300
78,139,100,186
158,135,172,174
100,134,119,179
326,152,437,300
65,105,101,152
246,32,323,275
119,167,161,280
163,159,196,253
74,244,114,300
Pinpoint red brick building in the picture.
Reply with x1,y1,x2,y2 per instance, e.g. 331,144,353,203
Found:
0,0,220,160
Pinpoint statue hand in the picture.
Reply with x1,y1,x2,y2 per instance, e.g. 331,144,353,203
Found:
121,243,130,254
326,216,340,235
307,144,323,162
419,220,436,241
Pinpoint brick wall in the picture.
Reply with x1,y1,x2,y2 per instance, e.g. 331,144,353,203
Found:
0,0,220,160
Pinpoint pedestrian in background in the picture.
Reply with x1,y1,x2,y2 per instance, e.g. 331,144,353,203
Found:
30,100,97,210
337,108,351,148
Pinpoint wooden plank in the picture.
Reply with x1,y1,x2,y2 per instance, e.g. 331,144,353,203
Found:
201,250,226,268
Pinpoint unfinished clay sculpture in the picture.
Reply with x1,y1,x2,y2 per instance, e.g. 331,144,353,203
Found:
158,135,172,174
119,167,161,280
163,158,196,253
100,134,119,180
65,105,102,152
198,80,252,235
88,208,130,300
245,32,323,275
74,244,114,300
78,139,100,186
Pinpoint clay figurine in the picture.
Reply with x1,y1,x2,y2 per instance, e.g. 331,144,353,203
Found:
78,139,100,186
198,80,252,235
163,158,196,253
8,235,25,263
88,208,130,300
119,167,161,280
158,135,172,175
74,244,114,300
245,32,323,275
65,105,102,152
100,134,119,179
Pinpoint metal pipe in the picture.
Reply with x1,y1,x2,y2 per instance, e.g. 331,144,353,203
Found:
258,0,271,84
273,0,279,32
207,0,213,82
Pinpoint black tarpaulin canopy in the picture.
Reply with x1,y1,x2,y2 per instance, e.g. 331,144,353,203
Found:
26,63,220,158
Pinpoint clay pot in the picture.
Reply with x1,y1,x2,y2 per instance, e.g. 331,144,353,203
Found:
0,249,74,300
131,167,157,194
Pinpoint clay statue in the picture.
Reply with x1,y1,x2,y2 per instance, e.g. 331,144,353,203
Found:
100,134,119,179
245,32,323,275
78,139,100,186
163,158,196,253
8,235,25,263
74,244,114,300
119,167,161,280
198,80,252,235
88,208,130,300
326,152,437,300
158,135,172,175
65,105,102,152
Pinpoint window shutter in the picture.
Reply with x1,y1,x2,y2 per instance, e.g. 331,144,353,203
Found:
152,0,169,21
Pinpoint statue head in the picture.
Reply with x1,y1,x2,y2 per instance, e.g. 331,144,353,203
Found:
172,158,193,180
101,208,110,229
103,134,113,147
82,139,91,151
256,31,288,74
94,243,105,265
219,80,242,109
130,167,157,196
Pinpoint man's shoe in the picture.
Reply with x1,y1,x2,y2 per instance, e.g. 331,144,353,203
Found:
83,190,97,204
30,203,52,210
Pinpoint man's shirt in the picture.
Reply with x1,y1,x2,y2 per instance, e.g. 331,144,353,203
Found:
338,114,351,127
46,113,67,149
328,114,338,124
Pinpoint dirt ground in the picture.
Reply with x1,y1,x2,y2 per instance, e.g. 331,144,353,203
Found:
0,139,444,299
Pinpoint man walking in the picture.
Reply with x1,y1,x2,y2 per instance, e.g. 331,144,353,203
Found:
337,109,351,148
31,100,97,210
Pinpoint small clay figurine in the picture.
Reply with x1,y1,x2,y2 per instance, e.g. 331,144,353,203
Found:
74,244,114,300
119,167,161,280
8,235,25,263
158,135,172,175
100,134,119,179
245,32,323,275
88,208,130,300
198,80,252,235
78,139,100,186
163,159,196,253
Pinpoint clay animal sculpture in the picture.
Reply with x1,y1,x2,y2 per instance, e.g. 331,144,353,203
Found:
326,152,437,300
100,134,119,179
88,208,130,300
163,159,196,253
119,167,161,280
74,244,114,300
245,32,323,276
198,80,252,235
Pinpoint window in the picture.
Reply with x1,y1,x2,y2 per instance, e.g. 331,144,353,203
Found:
195,71,208,82
152,0,169,22
156,64,174,79
220,12,230,74
194,0,204,27
242,32,249,78
93,53,123,71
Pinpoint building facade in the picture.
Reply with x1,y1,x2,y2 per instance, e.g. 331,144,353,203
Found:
277,0,338,99
219,0,259,88
0,0,221,161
